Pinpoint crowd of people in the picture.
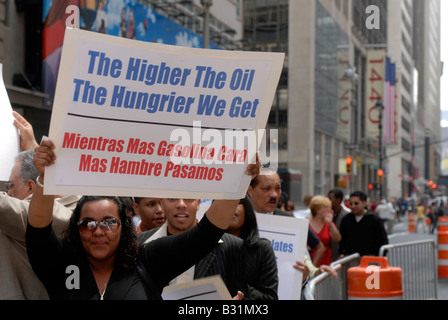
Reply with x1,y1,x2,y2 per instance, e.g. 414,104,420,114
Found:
1,112,395,300
411,197,447,234
365,194,448,235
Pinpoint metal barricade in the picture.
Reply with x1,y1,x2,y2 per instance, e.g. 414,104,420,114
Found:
303,240,437,300
303,253,361,300
379,239,438,300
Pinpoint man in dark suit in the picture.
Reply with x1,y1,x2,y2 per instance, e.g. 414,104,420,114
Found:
138,198,247,299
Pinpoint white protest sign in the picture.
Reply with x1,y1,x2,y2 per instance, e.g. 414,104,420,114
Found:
197,199,213,219
44,28,284,199
256,213,309,300
0,64,20,181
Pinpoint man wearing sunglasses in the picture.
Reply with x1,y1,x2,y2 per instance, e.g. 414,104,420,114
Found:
0,112,79,299
338,190,389,258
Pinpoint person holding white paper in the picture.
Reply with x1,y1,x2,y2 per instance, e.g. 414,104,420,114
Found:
247,168,338,295
0,150,78,299
247,169,325,269
26,139,259,300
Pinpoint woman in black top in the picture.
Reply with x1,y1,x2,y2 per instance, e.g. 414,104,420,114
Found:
226,196,278,300
26,139,259,300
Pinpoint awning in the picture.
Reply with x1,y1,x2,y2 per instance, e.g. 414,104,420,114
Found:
6,85,48,109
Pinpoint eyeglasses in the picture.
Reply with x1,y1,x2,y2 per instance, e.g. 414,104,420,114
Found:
77,218,121,233
5,182,13,191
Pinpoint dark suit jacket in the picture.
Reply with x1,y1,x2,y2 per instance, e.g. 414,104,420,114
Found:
139,227,247,297
272,208,321,249
244,238,278,300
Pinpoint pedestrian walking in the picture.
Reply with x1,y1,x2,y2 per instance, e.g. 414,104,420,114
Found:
339,191,389,257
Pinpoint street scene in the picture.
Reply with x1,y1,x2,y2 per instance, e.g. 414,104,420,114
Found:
389,208,448,300
369,205,448,300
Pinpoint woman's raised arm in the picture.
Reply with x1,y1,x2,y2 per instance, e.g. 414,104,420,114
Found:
28,139,56,228
204,157,260,230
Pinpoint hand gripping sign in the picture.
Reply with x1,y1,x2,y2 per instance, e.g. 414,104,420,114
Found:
43,28,284,199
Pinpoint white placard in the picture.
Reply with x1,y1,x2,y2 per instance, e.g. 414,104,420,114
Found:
256,213,309,300
44,28,284,199
0,64,20,181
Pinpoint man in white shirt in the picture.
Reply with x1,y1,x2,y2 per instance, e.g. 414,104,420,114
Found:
375,199,397,234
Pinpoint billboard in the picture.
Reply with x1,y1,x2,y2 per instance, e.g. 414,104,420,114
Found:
42,0,219,109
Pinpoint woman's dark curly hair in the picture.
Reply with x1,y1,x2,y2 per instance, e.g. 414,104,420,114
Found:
238,196,260,247
62,196,141,269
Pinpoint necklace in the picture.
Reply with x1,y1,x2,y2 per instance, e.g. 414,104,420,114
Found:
100,288,106,300
89,264,110,300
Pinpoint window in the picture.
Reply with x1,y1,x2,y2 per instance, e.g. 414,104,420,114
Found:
315,2,349,137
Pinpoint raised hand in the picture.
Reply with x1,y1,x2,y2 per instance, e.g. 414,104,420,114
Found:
33,138,56,178
13,111,39,150
245,152,261,180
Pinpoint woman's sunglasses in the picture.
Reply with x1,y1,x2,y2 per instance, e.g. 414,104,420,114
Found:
77,218,121,233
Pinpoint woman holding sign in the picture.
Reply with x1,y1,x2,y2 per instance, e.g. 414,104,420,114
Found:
26,139,259,300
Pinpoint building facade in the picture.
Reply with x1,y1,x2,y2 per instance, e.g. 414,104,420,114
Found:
286,0,390,204
245,0,441,205
0,0,442,203
384,0,416,199
413,0,442,194
0,0,242,145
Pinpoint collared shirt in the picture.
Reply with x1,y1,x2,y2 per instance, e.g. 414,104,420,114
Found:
254,209,273,215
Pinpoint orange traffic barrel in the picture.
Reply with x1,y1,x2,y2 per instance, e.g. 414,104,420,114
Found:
408,213,416,233
347,256,403,300
426,218,432,233
438,216,448,231
438,228,448,278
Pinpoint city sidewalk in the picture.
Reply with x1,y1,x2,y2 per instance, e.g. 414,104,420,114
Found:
438,279,448,299
392,215,448,300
